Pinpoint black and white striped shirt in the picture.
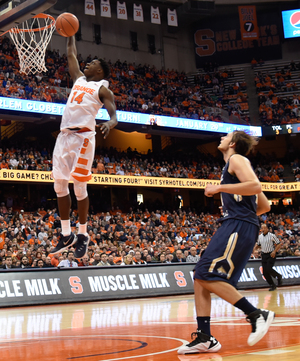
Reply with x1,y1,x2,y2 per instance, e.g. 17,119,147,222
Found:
257,232,280,253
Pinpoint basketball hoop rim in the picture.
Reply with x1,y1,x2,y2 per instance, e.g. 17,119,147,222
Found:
9,13,55,34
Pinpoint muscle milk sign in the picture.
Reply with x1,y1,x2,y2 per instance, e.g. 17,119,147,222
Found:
1,259,300,307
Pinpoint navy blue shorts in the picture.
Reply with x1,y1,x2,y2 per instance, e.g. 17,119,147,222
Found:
194,219,259,287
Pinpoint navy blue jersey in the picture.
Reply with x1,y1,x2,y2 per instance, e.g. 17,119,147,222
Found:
220,156,259,227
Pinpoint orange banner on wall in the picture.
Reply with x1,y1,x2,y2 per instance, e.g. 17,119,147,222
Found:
238,5,259,40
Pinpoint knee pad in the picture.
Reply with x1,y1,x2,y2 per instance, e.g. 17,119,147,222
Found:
54,179,69,198
73,180,88,201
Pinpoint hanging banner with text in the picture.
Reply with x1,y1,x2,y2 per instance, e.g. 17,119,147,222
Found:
0,170,299,192
133,3,143,22
117,1,127,20
85,0,96,15
238,5,259,40
194,11,281,66
101,0,111,17
0,258,299,307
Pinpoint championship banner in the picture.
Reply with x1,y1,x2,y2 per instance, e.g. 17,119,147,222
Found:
167,8,178,27
133,3,143,22
117,1,127,20
101,0,111,18
0,170,299,192
85,0,95,16
0,258,300,307
238,5,259,40
151,6,161,24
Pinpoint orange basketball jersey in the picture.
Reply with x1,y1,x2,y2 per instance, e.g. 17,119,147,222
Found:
61,77,109,131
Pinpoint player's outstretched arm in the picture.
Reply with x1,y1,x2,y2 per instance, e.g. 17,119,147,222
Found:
67,36,84,82
98,86,118,139
256,192,271,215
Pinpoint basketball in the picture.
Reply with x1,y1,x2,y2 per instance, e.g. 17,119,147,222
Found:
56,13,79,37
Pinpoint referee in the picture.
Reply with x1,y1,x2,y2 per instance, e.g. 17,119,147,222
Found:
255,223,282,291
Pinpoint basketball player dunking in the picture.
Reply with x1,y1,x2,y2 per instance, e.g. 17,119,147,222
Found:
50,36,117,258
178,131,274,354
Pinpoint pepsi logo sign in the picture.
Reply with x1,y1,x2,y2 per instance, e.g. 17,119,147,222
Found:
290,11,300,28
282,9,300,38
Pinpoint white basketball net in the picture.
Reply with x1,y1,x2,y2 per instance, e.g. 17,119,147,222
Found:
9,14,56,75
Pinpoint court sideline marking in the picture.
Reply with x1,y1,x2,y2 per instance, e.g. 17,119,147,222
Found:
0,334,188,360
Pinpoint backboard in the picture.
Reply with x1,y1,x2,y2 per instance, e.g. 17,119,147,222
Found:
0,0,56,34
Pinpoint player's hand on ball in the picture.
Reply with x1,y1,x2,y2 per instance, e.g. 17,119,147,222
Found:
205,184,219,197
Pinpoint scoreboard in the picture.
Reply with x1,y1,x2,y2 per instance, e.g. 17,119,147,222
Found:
263,124,300,136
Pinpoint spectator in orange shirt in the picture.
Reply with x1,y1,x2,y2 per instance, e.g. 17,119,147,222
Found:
0,159,9,169
251,58,257,68
51,254,60,267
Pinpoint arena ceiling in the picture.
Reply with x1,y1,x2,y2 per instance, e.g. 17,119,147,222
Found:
52,0,300,24
53,0,298,10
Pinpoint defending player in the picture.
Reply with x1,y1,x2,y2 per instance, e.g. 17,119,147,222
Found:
50,36,117,258
178,131,273,355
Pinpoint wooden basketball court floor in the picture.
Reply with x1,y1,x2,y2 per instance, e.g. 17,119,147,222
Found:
1,286,300,361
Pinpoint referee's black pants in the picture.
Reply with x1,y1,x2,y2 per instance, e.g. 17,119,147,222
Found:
261,252,281,286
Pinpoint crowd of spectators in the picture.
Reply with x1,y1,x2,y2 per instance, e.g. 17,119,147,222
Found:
4,32,300,127
0,35,248,122
0,37,69,103
259,93,300,125
255,67,296,94
0,205,299,270
292,158,300,182
255,61,300,125
1,142,294,183
254,160,284,183
193,68,249,120
0,143,224,180
0,146,52,172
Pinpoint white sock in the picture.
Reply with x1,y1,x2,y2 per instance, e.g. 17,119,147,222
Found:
79,223,87,235
61,220,71,236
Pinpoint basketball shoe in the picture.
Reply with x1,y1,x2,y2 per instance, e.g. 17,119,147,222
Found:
246,309,275,346
177,330,221,354
74,234,89,258
50,233,77,255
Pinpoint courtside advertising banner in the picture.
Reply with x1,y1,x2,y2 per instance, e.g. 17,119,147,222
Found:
0,259,300,307
0,170,299,192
